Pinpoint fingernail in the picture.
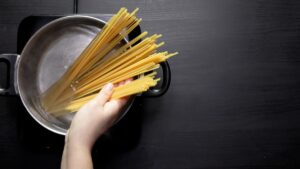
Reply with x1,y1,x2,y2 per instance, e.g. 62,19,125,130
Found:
105,83,113,91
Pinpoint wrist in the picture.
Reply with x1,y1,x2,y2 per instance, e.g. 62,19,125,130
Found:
66,129,94,151
66,140,91,153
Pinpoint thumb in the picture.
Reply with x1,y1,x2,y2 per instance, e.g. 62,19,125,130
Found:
94,83,114,106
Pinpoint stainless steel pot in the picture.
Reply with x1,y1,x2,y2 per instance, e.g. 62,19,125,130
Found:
0,15,171,135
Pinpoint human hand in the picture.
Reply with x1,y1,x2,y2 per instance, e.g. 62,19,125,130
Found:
66,81,130,150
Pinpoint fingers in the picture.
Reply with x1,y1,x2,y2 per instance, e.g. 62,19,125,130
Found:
114,78,133,88
114,80,125,87
110,78,133,102
125,78,133,84
118,78,132,100
104,98,128,115
116,97,129,107
106,79,131,113
94,83,114,106
93,79,131,108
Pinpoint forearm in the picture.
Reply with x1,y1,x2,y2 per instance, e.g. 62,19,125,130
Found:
61,144,67,169
61,134,93,169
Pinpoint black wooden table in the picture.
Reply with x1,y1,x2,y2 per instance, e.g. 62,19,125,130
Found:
1,0,300,169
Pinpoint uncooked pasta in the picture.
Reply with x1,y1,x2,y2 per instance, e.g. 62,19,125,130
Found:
41,8,178,116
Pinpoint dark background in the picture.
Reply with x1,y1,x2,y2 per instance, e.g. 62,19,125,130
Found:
1,0,300,168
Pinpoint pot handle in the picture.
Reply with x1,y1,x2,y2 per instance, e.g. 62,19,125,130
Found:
0,54,19,95
142,61,171,97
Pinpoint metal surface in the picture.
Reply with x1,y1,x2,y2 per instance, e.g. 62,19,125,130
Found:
16,15,134,135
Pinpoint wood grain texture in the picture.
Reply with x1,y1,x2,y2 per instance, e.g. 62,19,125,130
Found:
1,0,300,169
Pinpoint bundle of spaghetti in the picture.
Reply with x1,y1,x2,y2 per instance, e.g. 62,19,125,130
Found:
47,75,159,116
51,51,176,109
42,8,141,108
41,7,178,116
48,34,168,106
